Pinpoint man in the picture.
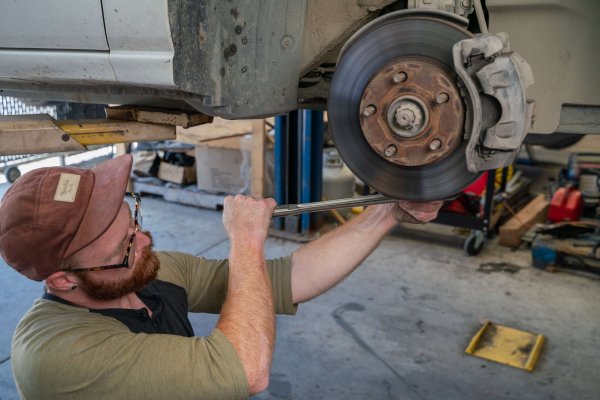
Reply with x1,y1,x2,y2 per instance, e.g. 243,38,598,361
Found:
0,154,441,399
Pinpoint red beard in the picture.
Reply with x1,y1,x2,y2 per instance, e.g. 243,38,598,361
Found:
76,231,160,301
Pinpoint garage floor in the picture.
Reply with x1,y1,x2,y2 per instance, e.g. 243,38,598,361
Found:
0,183,599,400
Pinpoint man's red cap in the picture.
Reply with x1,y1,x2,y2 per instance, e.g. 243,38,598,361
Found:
0,154,133,281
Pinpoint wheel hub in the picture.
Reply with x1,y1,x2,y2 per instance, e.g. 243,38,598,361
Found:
389,96,427,137
359,58,464,167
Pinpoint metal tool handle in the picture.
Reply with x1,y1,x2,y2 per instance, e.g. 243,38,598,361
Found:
273,194,394,217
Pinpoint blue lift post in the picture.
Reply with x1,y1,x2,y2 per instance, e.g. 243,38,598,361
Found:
274,110,324,235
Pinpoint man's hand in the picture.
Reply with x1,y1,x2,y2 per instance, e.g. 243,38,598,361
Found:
389,200,444,224
222,195,277,243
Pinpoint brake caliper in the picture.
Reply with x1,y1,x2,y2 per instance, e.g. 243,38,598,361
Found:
453,32,535,173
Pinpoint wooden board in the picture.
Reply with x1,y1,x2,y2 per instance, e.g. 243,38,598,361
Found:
176,117,253,145
176,117,274,146
107,106,213,128
0,115,175,155
499,194,549,247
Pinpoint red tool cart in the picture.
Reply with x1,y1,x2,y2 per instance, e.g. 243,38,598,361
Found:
434,168,511,255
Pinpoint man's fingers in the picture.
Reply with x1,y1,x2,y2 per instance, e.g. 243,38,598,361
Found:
407,209,437,223
393,200,444,224
264,197,277,210
397,200,443,213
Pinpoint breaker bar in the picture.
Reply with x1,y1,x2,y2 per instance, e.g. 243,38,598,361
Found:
273,193,394,218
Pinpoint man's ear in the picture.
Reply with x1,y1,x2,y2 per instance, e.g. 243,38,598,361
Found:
45,271,78,292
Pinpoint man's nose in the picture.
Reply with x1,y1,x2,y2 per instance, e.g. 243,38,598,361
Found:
135,231,152,249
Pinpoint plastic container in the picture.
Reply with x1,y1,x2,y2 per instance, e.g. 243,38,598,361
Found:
322,148,356,217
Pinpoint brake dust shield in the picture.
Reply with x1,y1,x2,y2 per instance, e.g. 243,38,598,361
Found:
328,11,481,201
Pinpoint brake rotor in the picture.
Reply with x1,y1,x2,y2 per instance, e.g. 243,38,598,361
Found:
328,11,481,201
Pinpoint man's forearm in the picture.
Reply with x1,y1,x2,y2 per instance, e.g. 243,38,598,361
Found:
216,242,275,394
290,205,397,303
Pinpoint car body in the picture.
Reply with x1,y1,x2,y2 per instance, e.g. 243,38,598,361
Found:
1,0,598,200
0,0,597,135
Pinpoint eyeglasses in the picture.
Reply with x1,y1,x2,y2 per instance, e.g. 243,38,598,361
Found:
67,192,142,273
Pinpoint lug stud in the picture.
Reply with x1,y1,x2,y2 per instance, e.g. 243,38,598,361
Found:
435,92,449,104
393,72,407,83
362,105,377,117
384,144,398,157
429,139,442,151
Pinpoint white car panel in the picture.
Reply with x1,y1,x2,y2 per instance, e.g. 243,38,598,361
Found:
103,0,176,87
488,0,600,134
0,0,108,50
0,50,116,83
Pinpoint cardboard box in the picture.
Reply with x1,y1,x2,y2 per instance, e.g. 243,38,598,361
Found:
195,144,246,194
158,161,197,184
499,194,549,247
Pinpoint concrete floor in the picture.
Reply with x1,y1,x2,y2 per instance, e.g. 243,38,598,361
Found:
1,183,599,400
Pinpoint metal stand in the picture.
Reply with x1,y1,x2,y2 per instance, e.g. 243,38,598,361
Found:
273,110,324,236
434,168,509,255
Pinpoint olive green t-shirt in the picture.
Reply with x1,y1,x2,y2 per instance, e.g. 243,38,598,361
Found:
11,251,296,400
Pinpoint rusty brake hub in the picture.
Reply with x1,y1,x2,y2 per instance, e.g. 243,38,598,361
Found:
359,58,464,167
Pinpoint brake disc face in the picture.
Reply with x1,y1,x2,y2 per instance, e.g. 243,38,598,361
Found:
328,11,481,201
359,57,464,167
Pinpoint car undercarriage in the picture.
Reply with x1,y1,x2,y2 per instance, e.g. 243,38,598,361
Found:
0,0,598,200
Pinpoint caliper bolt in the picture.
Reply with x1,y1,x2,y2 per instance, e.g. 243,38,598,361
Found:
435,92,449,104
429,139,442,151
393,72,407,83
384,144,397,157
362,105,377,117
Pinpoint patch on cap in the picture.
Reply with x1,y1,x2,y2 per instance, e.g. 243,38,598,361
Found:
53,173,81,203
